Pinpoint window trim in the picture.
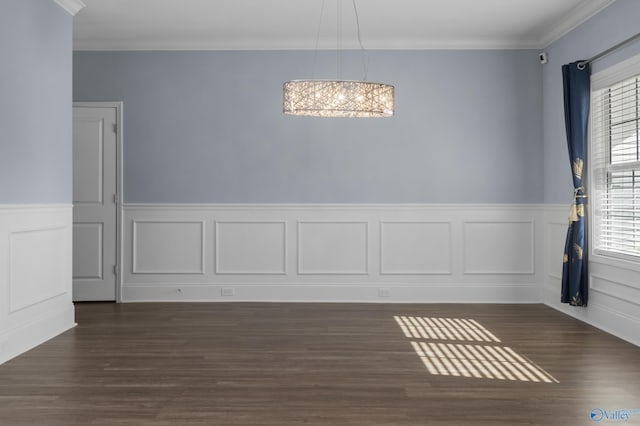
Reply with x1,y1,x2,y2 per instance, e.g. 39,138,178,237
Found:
589,53,640,269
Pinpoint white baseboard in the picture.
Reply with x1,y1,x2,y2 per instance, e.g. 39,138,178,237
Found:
122,283,542,303
0,302,75,365
544,283,640,347
0,205,75,364
122,203,547,303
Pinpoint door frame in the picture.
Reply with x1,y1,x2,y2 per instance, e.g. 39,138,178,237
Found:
73,102,123,302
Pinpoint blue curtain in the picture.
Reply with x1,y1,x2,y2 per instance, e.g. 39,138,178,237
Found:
561,61,590,307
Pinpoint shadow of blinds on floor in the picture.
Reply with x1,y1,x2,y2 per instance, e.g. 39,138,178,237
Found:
394,316,558,383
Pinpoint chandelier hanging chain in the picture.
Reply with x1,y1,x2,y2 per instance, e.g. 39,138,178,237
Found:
311,0,326,80
350,0,369,81
337,0,342,79
313,0,368,82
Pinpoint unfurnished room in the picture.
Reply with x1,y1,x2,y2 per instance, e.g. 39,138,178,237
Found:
1,0,639,424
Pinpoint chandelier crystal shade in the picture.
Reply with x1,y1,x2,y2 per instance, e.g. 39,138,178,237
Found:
282,0,394,118
283,80,394,118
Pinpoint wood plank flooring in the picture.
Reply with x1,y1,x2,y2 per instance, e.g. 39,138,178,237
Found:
0,303,639,425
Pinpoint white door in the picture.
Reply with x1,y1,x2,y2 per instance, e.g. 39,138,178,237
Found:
73,105,119,301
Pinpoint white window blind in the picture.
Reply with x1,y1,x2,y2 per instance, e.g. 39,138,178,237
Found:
591,72,640,259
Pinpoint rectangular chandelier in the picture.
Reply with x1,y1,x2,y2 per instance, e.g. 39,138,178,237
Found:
283,80,394,118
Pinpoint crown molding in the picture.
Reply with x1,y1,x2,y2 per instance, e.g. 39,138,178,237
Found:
69,0,616,51
53,0,86,16
72,39,543,51
539,0,616,48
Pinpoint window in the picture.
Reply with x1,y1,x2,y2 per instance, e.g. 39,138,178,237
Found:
591,61,640,260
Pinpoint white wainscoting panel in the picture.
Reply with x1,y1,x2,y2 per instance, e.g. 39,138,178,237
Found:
133,221,205,274
380,222,452,275
0,205,75,365
463,221,535,275
590,274,640,307
546,221,567,280
298,221,368,275
9,227,68,313
544,205,640,347
216,221,286,274
122,204,546,303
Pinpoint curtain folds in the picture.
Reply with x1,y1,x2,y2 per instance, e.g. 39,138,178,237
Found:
561,61,591,307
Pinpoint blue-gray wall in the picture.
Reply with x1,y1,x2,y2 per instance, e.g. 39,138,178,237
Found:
0,0,72,203
543,0,640,204
74,49,543,203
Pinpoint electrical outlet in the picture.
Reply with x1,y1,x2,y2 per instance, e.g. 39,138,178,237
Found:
378,288,391,298
221,287,235,296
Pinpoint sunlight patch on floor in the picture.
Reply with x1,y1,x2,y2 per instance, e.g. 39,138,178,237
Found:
394,316,501,342
395,316,559,383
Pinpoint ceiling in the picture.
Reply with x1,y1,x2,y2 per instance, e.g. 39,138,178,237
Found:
72,0,615,50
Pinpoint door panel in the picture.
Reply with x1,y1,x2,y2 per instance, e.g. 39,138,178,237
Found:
72,223,103,279
73,106,117,301
73,118,105,205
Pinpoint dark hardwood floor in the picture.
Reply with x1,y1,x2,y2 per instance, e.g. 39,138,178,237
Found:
0,303,639,425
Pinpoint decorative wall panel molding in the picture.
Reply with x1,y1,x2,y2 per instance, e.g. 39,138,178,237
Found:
380,221,452,275
298,221,369,275
0,205,75,365
590,274,640,307
463,221,535,275
132,221,205,274
215,221,286,274
123,204,546,303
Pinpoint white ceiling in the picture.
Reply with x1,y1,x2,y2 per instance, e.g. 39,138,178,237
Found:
72,0,615,50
